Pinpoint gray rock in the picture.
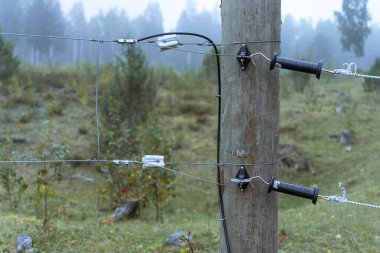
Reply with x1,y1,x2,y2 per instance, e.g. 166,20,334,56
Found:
340,130,353,144
345,146,352,152
0,137,27,144
279,144,313,173
70,174,95,182
16,234,33,253
26,249,39,253
337,91,346,101
335,104,344,113
165,231,191,246
112,199,139,221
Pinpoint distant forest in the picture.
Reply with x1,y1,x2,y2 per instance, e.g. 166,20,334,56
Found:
1,0,380,69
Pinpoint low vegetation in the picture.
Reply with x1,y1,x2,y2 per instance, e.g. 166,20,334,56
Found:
0,43,380,252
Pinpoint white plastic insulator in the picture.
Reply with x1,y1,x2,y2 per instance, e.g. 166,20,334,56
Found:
157,35,179,51
142,155,165,168
158,40,179,51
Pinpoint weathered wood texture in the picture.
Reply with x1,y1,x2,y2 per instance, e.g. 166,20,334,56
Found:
220,0,281,252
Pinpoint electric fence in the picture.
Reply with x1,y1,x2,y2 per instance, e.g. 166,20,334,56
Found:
2,31,380,253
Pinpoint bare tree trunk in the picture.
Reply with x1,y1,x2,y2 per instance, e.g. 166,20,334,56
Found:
220,0,281,252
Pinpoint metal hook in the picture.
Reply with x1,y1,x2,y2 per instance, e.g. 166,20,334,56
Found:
338,182,346,200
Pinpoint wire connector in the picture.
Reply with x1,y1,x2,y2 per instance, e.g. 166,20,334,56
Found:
142,155,165,168
116,39,137,45
113,160,131,165
157,35,179,51
230,178,252,183
320,183,380,209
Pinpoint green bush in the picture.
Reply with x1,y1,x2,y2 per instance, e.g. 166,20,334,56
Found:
47,100,63,116
138,117,175,222
101,45,156,137
99,46,175,220
363,58,380,93
288,71,311,93
0,165,28,209
0,31,19,82
33,123,66,232
200,48,219,84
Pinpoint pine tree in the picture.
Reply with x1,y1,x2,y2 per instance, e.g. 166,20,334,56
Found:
101,45,157,156
363,58,380,93
99,46,175,215
24,0,66,64
0,31,19,81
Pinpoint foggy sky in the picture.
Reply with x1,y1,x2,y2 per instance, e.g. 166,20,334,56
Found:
59,0,380,31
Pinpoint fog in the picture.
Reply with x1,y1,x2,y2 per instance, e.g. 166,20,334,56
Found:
1,0,380,69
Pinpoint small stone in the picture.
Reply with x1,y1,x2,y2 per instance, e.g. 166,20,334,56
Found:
165,231,191,246
11,137,28,144
345,146,352,152
26,249,39,253
16,234,33,253
335,104,344,113
340,130,353,144
337,91,346,100
112,199,139,221
329,134,340,141
70,174,95,182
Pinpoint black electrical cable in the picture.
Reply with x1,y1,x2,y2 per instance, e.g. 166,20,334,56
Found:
138,32,231,253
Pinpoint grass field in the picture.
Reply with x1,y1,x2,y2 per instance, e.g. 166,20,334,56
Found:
0,68,379,252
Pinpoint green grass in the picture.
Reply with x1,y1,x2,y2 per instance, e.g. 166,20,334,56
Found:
1,70,380,252
278,78,380,252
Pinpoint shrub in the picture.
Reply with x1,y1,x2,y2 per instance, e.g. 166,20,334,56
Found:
33,123,66,232
200,48,219,84
288,71,311,93
363,58,380,93
98,46,175,221
68,63,96,105
47,100,63,116
102,45,156,133
19,111,36,124
0,165,28,209
0,31,19,82
138,117,175,222
98,45,159,211
101,45,158,156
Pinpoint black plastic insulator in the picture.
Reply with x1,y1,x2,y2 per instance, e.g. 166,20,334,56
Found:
236,44,251,70
270,53,323,79
235,166,250,192
268,177,319,204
